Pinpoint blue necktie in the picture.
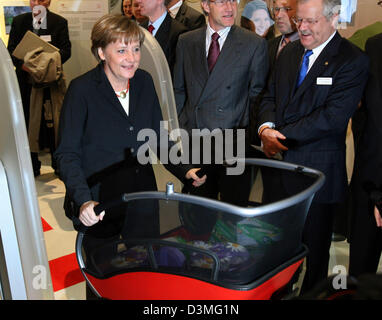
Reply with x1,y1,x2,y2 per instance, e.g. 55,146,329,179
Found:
296,50,313,88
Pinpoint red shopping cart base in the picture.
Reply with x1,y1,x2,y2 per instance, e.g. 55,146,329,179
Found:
83,251,305,300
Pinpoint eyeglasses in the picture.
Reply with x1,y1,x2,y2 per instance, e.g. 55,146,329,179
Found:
292,16,322,27
209,0,240,6
271,6,293,14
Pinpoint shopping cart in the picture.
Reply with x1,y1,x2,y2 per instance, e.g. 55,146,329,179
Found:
75,158,324,300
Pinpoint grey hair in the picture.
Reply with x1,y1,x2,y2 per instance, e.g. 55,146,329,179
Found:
298,0,341,19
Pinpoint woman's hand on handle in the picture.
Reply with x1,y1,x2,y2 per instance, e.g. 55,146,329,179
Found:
79,200,105,227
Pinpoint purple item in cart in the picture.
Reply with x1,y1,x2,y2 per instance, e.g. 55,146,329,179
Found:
190,241,250,272
155,246,186,267
111,245,148,269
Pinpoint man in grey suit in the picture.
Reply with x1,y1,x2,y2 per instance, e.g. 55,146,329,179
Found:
173,0,268,208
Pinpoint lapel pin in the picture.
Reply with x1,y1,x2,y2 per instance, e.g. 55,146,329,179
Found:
324,61,329,65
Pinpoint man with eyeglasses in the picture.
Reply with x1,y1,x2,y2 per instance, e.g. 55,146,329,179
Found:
173,0,268,215
268,0,299,71
7,0,71,177
257,0,369,294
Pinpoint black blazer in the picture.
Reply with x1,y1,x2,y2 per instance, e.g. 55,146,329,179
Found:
142,13,187,73
348,33,382,276
352,33,382,192
7,10,71,123
7,10,71,70
267,35,282,75
55,64,190,210
259,32,369,203
175,2,205,31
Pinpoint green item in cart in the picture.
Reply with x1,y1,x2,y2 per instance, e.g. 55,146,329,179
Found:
210,217,282,247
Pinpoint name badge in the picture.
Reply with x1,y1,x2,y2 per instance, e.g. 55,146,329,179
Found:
316,77,332,85
40,35,52,42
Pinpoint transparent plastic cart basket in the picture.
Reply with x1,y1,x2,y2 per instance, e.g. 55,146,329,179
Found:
76,158,325,300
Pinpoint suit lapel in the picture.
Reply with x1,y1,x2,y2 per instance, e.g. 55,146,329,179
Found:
155,13,171,50
127,75,138,125
24,13,34,32
192,27,209,88
200,26,240,97
95,64,131,123
208,26,236,79
282,33,342,120
269,35,282,68
288,43,305,101
38,10,52,36
292,32,342,101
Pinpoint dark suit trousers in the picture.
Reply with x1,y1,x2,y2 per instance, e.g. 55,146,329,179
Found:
261,165,338,293
189,164,252,206
184,164,252,234
183,134,252,233
185,133,252,206
348,185,382,277
300,202,337,294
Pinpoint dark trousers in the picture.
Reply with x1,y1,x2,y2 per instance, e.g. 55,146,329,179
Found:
349,186,382,277
255,157,340,293
186,130,253,204
184,163,252,235
300,202,337,294
189,164,252,206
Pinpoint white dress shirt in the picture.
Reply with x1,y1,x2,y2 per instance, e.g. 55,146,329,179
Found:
205,24,231,56
148,11,167,37
116,91,130,116
307,31,337,73
33,14,46,30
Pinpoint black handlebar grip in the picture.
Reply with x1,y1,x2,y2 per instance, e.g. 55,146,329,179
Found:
195,167,207,178
93,194,127,216
93,203,107,216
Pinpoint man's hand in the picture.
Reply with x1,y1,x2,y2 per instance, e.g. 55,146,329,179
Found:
79,200,105,227
186,168,207,187
260,128,288,158
374,205,382,228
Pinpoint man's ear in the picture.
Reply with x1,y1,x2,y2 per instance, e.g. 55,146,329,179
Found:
201,1,210,15
331,12,339,29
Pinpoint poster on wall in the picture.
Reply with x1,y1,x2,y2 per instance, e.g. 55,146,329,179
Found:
339,0,357,25
54,0,107,41
3,5,30,34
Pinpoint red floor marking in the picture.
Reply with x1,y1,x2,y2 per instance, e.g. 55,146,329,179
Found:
49,253,84,292
41,217,53,232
